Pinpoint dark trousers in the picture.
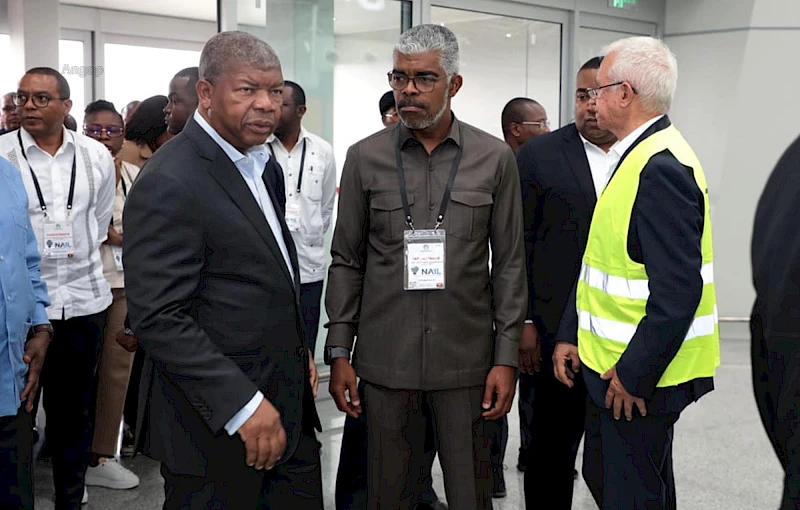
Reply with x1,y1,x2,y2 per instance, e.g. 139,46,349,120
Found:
0,410,34,509
523,369,585,510
486,416,507,491
161,427,323,510
751,309,800,509
41,310,107,510
517,372,536,457
123,345,145,437
363,383,492,510
300,281,324,355
335,380,439,510
582,397,678,510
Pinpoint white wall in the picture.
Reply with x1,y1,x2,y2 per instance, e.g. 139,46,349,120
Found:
666,0,800,317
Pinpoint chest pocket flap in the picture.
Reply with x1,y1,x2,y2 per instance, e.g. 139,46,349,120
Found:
370,192,414,242
448,189,493,240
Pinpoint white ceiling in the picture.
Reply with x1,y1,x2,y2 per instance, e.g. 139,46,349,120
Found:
60,0,410,34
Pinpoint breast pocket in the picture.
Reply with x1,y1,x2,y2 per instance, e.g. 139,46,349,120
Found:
370,192,414,243
447,190,494,241
301,165,324,202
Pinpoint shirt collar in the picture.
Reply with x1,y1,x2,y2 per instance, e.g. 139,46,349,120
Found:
193,110,270,173
266,125,311,149
398,112,462,150
609,114,664,159
579,133,608,154
20,126,74,156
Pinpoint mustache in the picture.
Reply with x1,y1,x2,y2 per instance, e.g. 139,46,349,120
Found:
397,100,428,110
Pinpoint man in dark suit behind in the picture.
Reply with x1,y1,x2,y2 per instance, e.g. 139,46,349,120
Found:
123,31,321,509
751,134,800,510
517,57,616,509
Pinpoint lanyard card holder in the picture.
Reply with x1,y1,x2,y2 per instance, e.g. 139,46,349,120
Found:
404,229,446,291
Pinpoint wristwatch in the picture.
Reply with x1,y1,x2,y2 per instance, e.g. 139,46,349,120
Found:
31,324,54,341
123,327,135,336
324,346,351,366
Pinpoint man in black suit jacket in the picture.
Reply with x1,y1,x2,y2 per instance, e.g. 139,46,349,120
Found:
123,31,321,509
751,134,800,510
517,57,616,509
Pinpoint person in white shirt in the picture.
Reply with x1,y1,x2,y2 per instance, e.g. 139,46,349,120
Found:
0,67,115,509
268,80,336,356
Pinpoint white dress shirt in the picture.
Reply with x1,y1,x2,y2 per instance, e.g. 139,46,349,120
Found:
579,135,616,198
192,111,296,435
606,115,665,185
0,127,115,320
267,127,336,284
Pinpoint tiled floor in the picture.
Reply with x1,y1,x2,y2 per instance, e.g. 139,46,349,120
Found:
32,322,784,509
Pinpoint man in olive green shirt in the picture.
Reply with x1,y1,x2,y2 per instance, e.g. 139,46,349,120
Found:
324,24,527,509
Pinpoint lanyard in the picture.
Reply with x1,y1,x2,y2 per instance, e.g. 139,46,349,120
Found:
111,167,131,227
269,139,307,194
395,128,464,230
17,129,77,217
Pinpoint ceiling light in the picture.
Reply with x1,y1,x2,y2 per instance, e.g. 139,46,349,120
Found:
506,33,512,38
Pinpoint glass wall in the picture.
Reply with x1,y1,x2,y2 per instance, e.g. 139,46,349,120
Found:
103,42,203,117
430,6,562,136
237,0,410,361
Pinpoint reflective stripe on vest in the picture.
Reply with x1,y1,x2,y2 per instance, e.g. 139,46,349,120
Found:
576,123,721,387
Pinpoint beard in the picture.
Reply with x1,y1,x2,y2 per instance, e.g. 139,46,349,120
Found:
397,88,449,131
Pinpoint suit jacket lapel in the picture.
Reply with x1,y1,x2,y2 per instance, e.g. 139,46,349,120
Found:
206,158,294,287
563,125,597,208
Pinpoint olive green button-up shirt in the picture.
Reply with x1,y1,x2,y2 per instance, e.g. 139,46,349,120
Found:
325,116,527,390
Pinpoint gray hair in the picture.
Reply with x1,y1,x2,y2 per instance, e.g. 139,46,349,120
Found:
199,31,281,84
394,24,460,76
601,36,678,114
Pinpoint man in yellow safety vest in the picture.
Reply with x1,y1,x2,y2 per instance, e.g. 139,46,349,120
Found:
552,36,720,510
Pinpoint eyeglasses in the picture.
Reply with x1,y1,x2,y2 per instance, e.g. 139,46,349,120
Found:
84,124,124,138
383,111,398,120
387,72,441,93
518,120,550,129
586,81,638,99
13,93,67,109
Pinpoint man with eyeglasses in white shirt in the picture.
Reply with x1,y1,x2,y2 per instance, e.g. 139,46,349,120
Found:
0,67,115,510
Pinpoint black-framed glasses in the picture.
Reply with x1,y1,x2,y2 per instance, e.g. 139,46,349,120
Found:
387,72,440,93
586,81,638,99
13,93,67,109
84,124,124,138
518,120,550,129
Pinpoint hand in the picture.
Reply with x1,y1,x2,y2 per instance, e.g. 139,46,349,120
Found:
21,331,50,412
601,365,647,421
553,341,581,388
106,226,123,246
519,323,541,375
329,358,361,418
308,351,319,398
115,329,138,352
481,365,516,420
237,398,287,470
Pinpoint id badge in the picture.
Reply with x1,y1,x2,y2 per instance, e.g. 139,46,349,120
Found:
42,221,75,259
112,245,124,271
404,229,446,290
285,201,302,231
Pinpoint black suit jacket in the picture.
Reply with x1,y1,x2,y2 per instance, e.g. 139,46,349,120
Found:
123,117,319,478
517,123,597,360
556,115,714,413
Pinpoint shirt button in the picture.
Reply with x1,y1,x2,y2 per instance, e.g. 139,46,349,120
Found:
425,328,432,334
0,255,4,261
429,204,435,210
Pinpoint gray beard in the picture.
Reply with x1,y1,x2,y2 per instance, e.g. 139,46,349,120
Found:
399,93,449,131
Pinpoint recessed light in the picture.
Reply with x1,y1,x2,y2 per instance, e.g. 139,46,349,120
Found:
506,33,512,38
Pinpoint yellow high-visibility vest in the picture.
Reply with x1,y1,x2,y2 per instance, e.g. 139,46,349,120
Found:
577,124,720,387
